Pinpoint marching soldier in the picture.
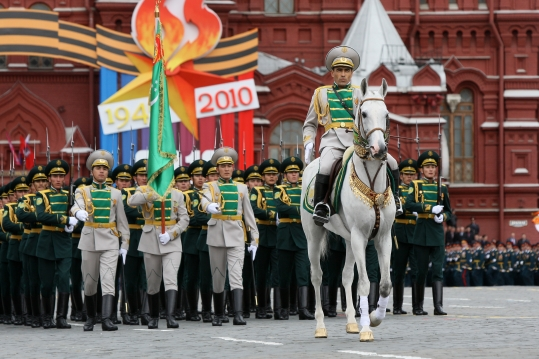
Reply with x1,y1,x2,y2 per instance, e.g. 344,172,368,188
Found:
71,150,130,331
274,156,314,320
200,147,259,326
483,242,499,286
392,159,418,315
470,241,484,286
404,151,452,315
174,166,191,191
232,170,245,184
249,160,280,320
36,160,78,329
127,168,189,329
16,166,50,327
4,177,30,325
303,46,402,226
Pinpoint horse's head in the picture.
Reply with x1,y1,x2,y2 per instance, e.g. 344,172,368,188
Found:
356,78,389,160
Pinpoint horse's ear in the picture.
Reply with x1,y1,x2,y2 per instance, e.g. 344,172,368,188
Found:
360,78,368,97
379,78,388,98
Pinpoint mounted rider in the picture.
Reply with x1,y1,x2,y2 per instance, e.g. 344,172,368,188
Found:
303,45,402,226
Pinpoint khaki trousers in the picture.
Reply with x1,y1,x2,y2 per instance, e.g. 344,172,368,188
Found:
208,245,244,292
81,249,118,296
143,251,182,295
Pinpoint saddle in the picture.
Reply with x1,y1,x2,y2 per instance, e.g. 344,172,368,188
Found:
322,157,343,216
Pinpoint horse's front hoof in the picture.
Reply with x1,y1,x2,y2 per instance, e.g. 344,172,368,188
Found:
315,328,328,338
359,330,374,342
346,323,359,334
369,311,382,327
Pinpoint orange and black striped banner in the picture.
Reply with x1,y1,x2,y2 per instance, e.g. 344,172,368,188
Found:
0,9,257,76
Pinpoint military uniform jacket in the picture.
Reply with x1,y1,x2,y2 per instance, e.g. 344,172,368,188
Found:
394,183,416,244
249,185,277,248
122,187,144,258
128,186,189,255
484,249,498,270
200,179,259,248
184,188,210,255
35,188,72,260
274,183,306,251
302,84,361,153
3,201,23,262
16,194,43,257
404,179,452,247
72,183,130,252
471,249,484,270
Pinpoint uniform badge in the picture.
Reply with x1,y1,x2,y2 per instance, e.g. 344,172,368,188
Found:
428,151,433,156
143,160,148,164
36,198,43,205
291,157,295,162
408,159,413,164
2,211,7,217
124,165,129,170
274,192,280,199
122,194,127,200
250,194,257,201
21,177,25,182
408,187,413,194
193,199,199,207
254,166,258,171
56,160,62,165
341,47,348,53
38,166,43,171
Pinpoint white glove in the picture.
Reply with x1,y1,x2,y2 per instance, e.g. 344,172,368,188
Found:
119,248,127,264
159,232,171,245
75,210,89,222
434,214,444,223
248,244,258,261
412,212,418,218
207,203,221,214
304,142,314,165
68,217,78,226
431,205,444,214
275,213,280,226
64,225,74,233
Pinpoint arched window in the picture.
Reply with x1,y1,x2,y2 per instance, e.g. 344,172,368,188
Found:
442,88,474,183
269,120,303,161
30,3,51,10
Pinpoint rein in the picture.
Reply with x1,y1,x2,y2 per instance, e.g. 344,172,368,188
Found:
353,97,390,160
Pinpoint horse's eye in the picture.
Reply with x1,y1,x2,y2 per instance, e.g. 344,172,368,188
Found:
362,111,367,118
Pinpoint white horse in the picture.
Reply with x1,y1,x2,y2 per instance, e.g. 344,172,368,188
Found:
300,78,395,342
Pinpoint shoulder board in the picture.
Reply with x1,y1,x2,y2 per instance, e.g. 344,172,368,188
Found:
351,85,361,89
25,193,36,198
183,190,194,194
61,189,69,194
39,189,51,195
316,85,332,90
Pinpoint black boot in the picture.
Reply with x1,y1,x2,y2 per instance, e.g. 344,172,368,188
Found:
321,286,329,316
56,292,72,329
307,285,316,315
140,291,151,325
101,295,118,331
414,282,428,315
165,290,179,328
313,174,331,225
83,295,96,331
110,294,120,324
175,288,186,321
70,290,76,321
212,292,224,326
124,292,139,325
41,294,53,329
327,285,338,317
432,281,447,315
255,285,269,319
201,290,213,323
72,288,84,322
340,285,347,312
289,286,298,316
265,287,273,314
232,289,246,325
186,289,201,321
31,295,41,328
392,282,407,315
12,293,23,325
272,288,282,320
95,293,102,324
226,290,234,318
147,293,159,329
279,287,289,320
24,294,32,326
159,289,166,319
368,282,379,314
391,169,403,216
242,288,251,319
298,286,315,320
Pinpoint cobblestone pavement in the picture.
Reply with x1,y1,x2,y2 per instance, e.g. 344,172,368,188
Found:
1,286,537,359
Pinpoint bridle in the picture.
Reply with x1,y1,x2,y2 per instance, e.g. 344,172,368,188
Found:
353,97,390,160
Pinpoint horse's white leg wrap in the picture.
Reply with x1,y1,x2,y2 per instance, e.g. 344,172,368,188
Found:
359,296,369,327
375,295,389,319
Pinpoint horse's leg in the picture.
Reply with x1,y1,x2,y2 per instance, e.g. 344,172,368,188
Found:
370,230,393,327
306,224,327,338
350,227,373,342
342,240,359,334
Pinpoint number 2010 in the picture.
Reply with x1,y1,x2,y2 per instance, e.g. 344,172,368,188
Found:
198,87,253,114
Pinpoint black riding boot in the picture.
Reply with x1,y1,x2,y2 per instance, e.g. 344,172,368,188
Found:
368,282,379,314
72,288,84,322
433,281,447,315
70,291,76,321
313,174,331,225
415,282,428,315
24,294,32,326
279,287,289,320
232,289,246,325
147,293,160,329
12,293,23,325
41,294,53,329
165,290,179,328
83,295,96,331
56,292,72,329
101,295,118,331
175,288,186,320
327,285,338,317
392,282,407,315
31,295,41,328
110,294,120,325
159,289,166,319
265,287,272,314
242,288,251,318
255,285,268,319
201,290,213,323
321,286,329,316
95,293,102,324
212,292,224,326
272,287,282,320
140,291,151,325
289,285,298,316
298,286,315,320
125,292,139,325
186,288,201,321
1,295,11,324
226,290,235,318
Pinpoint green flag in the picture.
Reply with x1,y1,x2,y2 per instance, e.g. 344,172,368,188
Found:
147,18,175,199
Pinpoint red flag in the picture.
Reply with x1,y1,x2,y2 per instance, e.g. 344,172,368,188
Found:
6,134,21,166
19,135,34,170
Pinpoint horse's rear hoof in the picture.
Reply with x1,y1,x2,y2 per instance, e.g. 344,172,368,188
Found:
369,311,382,327
346,323,359,334
359,330,374,342
315,328,327,338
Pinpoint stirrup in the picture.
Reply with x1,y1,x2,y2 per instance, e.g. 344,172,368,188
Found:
313,202,331,224
395,197,403,216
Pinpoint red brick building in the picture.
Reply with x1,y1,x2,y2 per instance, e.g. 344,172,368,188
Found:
0,0,538,241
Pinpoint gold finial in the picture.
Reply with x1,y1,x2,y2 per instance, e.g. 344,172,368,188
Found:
155,2,160,18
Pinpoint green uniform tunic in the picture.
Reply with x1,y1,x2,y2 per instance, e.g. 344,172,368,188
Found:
392,182,417,286
35,187,72,295
404,179,451,285
470,247,484,286
274,183,310,287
